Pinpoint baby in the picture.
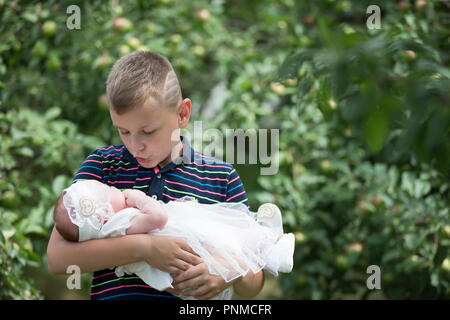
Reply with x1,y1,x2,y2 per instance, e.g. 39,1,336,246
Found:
54,179,168,242
54,180,295,298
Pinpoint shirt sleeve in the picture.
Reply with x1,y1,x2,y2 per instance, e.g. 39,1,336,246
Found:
72,148,105,185
225,166,250,209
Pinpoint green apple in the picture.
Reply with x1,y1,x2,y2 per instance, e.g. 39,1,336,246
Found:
402,50,417,61
344,128,352,137
197,9,211,21
299,35,312,46
127,37,141,49
294,232,306,244
98,94,108,109
328,99,337,109
320,159,331,172
442,225,450,237
270,82,285,95
415,0,426,9
46,52,61,70
95,52,112,70
170,34,182,44
113,17,133,32
192,45,205,56
147,22,157,33
31,40,48,58
334,255,349,270
42,20,57,37
441,258,450,272
1,190,19,208
113,5,123,15
285,78,298,86
119,44,131,56
346,242,363,253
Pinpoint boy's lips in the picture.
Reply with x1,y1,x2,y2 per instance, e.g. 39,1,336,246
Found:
135,156,149,162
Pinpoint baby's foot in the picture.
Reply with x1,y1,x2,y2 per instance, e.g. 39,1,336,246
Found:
273,233,295,273
256,203,283,238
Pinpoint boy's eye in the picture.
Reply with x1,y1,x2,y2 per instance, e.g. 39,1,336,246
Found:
119,130,129,135
143,131,154,135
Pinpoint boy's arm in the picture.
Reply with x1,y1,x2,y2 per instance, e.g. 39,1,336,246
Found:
47,226,202,275
47,195,201,274
47,224,146,274
233,270,265,298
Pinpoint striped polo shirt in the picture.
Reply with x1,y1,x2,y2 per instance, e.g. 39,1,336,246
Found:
71,135,250,300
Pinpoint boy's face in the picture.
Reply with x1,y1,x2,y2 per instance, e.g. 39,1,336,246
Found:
110,96,191,169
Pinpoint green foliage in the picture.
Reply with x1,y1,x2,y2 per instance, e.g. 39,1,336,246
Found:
268,0,450,299
0,107,102,299
1,0,448,299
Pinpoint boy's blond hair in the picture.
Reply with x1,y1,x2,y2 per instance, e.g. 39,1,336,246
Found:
106,51,182,114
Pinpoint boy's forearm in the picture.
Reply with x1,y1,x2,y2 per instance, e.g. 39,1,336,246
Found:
47,226,147,274
233,270,265,298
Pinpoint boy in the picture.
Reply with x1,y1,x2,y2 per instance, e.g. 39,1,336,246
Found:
46,51,264,300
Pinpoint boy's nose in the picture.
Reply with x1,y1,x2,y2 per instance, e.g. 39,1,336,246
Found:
132,137,145,151
136,142,145,151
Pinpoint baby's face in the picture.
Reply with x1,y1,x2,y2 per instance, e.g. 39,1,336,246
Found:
110,96,190,168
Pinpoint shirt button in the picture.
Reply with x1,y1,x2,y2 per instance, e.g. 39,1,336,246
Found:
156,173,162,179
152,195,157,200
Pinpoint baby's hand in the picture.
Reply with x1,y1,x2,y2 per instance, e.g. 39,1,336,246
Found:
123,189,147,206
123,189,143,199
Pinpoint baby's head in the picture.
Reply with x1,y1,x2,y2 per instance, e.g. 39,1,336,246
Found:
106,51,191,168
54,180,126,242
54,193,78,242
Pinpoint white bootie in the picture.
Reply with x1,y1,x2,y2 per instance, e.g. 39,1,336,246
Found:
273,233,295,273
257,203,295,275
257,203,283,238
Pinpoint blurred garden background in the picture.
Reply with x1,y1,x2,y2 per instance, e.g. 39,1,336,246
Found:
0,0,449,299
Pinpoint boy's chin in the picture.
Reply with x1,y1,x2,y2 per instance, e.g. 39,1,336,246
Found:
139,161,156,168
137,154,172,168
136,158,156,168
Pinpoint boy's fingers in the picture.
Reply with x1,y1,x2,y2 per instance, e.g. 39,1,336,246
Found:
183,284,211,299
180,251,203,266
173,263,204,284
178,241,199,256
175,242,203,265
173,259,192,273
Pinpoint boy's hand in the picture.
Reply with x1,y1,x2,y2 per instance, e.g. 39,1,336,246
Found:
169,261,234,300
143,235,202,274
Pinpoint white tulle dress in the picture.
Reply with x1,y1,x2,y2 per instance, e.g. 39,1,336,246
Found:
63,184,294,299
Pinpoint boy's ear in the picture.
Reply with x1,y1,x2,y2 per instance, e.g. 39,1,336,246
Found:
178,98,191,128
